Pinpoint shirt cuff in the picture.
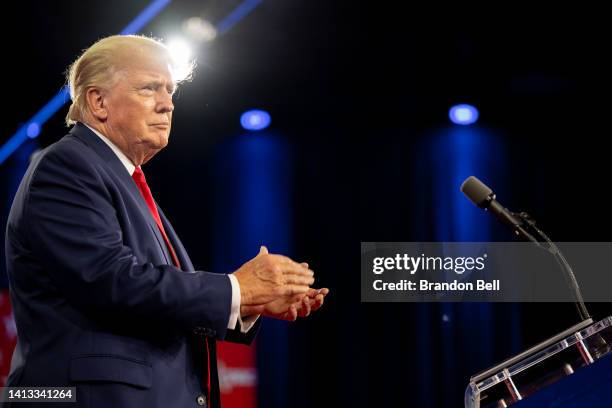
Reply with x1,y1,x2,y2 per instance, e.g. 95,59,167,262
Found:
238,313,260,333
227,274,260,333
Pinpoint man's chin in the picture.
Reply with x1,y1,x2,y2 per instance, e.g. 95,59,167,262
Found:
149,132,169,149
157,137,169,148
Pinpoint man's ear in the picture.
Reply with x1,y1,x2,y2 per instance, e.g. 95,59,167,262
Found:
85,87,108,121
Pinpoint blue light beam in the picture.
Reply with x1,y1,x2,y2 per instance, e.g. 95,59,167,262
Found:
217,0,262,35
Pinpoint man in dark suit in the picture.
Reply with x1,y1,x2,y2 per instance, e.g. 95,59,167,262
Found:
3,35,328,407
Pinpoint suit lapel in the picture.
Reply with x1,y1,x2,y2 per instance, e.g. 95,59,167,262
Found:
69,123,173,266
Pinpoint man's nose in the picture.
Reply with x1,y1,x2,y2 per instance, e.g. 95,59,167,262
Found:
157,92,174,113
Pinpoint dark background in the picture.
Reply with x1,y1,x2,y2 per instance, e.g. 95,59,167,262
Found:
1,2,611,407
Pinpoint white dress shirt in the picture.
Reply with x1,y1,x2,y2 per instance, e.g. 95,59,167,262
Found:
84,123,258,333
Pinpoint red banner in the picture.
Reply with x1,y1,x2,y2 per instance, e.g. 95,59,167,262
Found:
0,290,17,385
218,340,257,408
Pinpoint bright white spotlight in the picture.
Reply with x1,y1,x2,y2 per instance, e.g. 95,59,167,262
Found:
166,38,194,82
241,110,271,131
168,39,191,62
449,104,479,125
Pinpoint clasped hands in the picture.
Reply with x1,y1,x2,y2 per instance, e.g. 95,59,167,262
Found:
233,246,329,321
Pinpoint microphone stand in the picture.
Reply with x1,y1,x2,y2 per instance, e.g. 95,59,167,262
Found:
477,187,591,322
511,211,591,322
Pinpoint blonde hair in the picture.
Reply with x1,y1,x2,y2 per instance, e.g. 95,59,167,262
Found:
65,35,194,126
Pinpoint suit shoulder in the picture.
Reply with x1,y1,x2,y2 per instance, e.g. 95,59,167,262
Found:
38,133,100,168
26,135,111,189
7,133,105,239
18,133,110,205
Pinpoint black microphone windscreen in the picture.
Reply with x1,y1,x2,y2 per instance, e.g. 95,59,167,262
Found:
461,176,493,207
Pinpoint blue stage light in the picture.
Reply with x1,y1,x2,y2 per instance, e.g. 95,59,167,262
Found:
26,123,40,138
241,110,271,131
449,104,479,125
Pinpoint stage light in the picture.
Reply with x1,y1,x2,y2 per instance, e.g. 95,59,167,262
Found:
167,38,192,62
26,123,40,138
449,104,479,125
241,110,271,131
182,17,217,43
166,38,194,82
167,39,191,65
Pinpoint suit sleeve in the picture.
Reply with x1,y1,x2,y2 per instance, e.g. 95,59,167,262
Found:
24,146,233,339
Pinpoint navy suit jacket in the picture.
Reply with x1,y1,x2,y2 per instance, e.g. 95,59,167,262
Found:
4,123,259,407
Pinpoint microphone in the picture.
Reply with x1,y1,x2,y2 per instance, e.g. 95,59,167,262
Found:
460,175,591,321
460,176,533,241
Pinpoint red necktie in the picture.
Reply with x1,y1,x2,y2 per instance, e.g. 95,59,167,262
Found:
132,167,181,268
132,167,212,404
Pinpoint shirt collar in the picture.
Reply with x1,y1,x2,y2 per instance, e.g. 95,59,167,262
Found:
83,123,137,176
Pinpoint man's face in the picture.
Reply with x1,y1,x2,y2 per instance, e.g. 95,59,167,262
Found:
103,52,175,163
